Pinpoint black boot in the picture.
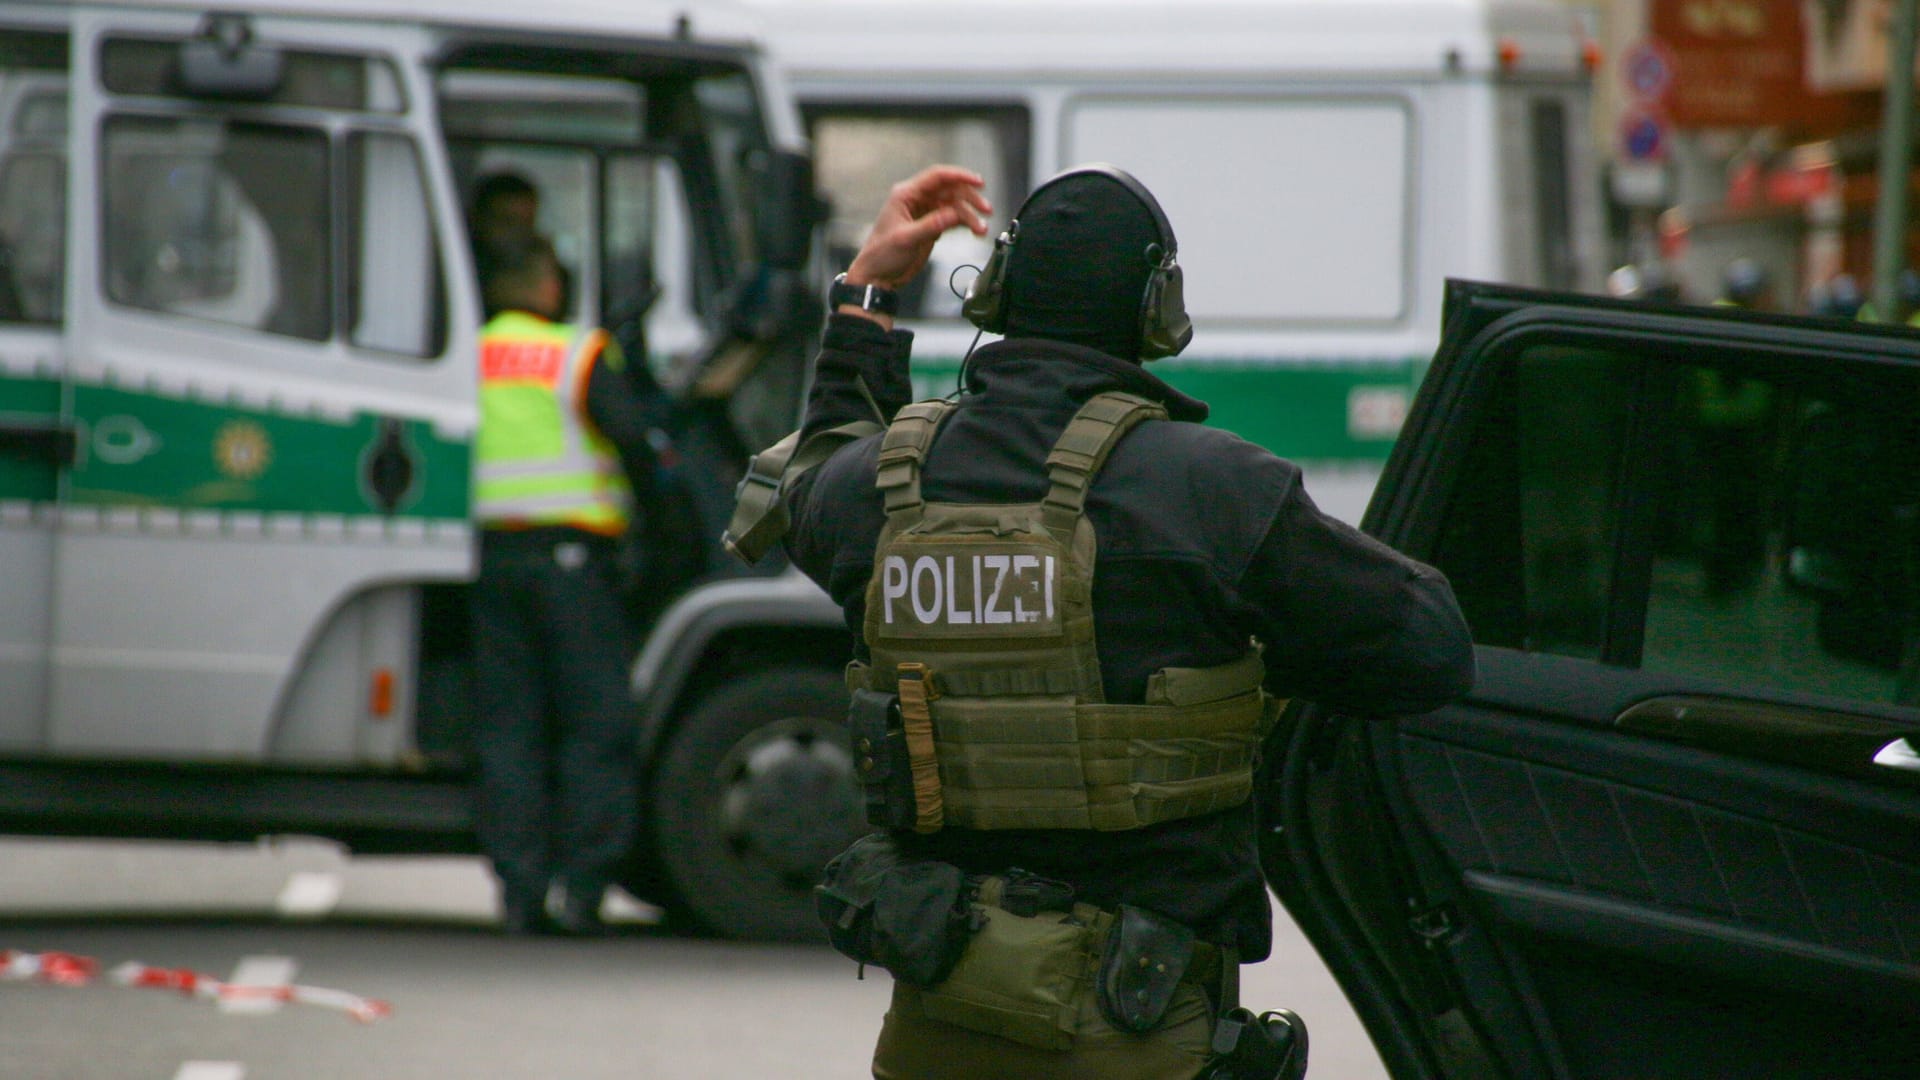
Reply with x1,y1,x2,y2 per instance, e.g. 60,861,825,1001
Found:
547,881,608,937
501,885,556,936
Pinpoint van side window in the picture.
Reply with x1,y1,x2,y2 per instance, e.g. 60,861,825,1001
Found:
0,32,68,325
804,106,1029,319
347,132,443,357
1066,97,1411,325
1429,345,1634,660
102,115,329,341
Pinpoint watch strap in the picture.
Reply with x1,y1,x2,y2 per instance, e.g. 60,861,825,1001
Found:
830,273,900,317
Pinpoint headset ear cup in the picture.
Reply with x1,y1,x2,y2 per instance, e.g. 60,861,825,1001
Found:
1138,262,1192,360
962,229,1014,333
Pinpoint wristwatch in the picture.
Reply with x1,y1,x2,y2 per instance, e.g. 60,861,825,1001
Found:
828,272,900,317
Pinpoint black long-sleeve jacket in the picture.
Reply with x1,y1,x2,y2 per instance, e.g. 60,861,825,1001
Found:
785,314,1474,960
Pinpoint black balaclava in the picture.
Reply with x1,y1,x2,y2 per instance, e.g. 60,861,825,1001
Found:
999,172,1165,363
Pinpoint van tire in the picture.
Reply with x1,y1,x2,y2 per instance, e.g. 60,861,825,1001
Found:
651,666,865,942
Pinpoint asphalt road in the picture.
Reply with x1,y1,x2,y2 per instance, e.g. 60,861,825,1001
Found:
0,838,1390,1079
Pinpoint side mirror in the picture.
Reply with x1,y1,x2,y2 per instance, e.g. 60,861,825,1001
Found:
177,14,284,100
755,149,827,271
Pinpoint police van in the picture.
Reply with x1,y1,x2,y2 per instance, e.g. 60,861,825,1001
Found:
750,0,1606,523
0,0,860,941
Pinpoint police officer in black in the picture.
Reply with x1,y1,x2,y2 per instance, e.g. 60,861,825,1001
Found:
765,165,1474,1078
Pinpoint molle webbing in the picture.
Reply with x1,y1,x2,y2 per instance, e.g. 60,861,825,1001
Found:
860,391,1278,832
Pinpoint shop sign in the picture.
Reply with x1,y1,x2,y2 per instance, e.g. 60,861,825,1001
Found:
1650,0,1876,132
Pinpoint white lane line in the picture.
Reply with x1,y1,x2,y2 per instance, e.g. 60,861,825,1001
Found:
219,955,296,1016
174,1063,245,1080
277,870,343,918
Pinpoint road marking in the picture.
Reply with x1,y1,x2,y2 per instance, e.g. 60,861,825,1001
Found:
174,1063,244,1080
220,955,295,1016
277,871,343,918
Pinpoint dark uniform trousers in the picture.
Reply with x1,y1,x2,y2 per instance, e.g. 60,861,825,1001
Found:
472,526,638,908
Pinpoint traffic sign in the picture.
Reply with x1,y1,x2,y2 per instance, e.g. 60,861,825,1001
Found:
1618,107,1670,162
1622,40,1674,101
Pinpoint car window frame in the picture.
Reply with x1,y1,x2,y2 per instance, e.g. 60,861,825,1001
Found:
1377,282,1920,723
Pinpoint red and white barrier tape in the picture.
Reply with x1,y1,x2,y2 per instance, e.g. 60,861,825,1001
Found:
1,949,390,1023
2,949,99,986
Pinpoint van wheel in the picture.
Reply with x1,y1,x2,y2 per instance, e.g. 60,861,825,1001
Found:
651,666,866,941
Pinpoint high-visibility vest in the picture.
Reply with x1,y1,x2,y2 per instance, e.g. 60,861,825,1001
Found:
850,392,1280,833
474,310,628,534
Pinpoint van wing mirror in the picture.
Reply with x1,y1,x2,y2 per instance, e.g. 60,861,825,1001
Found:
177,14,284,100
756,149,828,271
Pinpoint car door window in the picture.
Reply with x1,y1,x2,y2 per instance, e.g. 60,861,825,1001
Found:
1645,361,1920,705
1428,335,1920,707
1428,343,1635,660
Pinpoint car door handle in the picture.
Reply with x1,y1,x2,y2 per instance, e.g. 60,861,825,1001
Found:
1875,737,1920,772
0,418,78,467
1617,695,1920,783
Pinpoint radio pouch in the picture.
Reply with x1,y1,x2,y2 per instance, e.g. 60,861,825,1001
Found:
848,689,916,829
814,833,977,987
1096,903,1196,1033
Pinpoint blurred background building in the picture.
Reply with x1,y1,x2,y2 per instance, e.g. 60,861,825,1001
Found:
1577,0,1916,312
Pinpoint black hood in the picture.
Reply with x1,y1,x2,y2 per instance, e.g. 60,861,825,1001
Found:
999,171,1167,363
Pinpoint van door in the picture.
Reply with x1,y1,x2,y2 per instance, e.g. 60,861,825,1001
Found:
52,11,475,762
0,24,68,748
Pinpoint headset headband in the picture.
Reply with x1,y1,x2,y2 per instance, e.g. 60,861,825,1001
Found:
1014,163,1178,262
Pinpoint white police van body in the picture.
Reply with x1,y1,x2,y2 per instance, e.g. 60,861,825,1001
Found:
0,0,859,941
751,0,1604,522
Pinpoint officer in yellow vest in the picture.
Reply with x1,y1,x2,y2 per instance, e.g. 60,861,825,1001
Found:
472,236,653,935
747,166,1473,1078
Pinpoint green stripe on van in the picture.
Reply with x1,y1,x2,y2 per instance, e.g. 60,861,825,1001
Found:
66,384,469,519
907,354,1427,462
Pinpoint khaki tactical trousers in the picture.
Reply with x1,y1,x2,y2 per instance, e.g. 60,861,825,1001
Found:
871,978,1215,1080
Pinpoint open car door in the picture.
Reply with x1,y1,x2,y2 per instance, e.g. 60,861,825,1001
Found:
1263,281,1920,1079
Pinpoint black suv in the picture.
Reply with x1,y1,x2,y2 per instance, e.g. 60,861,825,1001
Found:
1261,281,1920,1079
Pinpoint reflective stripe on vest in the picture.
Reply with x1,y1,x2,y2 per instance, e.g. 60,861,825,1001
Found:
858,391,1281,832
475,311,628,533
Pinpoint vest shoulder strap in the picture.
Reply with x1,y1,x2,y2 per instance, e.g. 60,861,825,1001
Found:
875,399,957,522
1041,391,1168,538
723,415,885,564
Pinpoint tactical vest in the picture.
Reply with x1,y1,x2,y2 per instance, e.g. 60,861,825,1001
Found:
851,391,1280,833
475,310,628,535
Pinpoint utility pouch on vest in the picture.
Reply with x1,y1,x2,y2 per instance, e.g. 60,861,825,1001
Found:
914,899,1108,1051
1095,904,1196,1033
814,834,978,987
848,690,916,830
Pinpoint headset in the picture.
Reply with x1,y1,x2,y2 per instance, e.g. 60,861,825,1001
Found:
960,163,1192,360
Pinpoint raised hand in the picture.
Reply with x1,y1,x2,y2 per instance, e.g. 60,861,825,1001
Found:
844,165,992,292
